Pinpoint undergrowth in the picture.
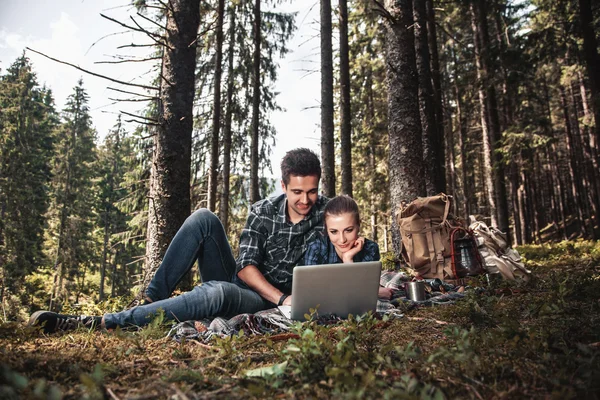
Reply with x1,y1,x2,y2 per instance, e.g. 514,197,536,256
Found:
1,242,599,399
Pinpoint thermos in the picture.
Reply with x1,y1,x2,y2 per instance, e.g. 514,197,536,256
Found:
405,281,426,301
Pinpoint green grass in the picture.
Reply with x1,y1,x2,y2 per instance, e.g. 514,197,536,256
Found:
1,241,599,399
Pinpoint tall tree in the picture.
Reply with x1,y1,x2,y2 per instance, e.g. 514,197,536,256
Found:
383,0,426,254
413,0,444,195
339,0,353,196
0,56,55,306
578,0,600,162
470,0,509,234
144,0,201,287
249,0,262,204
321,0,336,197
207,0,226,211
48,79,97,309
219,6,236,233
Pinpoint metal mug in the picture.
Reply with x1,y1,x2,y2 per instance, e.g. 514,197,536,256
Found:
405,281,426,302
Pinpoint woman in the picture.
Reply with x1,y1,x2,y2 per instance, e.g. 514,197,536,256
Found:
303,195,396,300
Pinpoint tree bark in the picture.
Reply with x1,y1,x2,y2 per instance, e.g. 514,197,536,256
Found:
414,0,443,195
384,0,426,255
249,0,261,204
219,7,236,233
470,0,509,236
208,0,225,212
144,0,200,289
321,0,336,197
578,0,600,160
425,0,446,193
339,0,352,196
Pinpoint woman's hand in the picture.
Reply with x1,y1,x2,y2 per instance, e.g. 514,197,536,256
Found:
341,237,365,263
378,287,397,300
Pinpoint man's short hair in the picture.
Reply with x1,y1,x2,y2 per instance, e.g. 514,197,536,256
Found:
281,148,321,186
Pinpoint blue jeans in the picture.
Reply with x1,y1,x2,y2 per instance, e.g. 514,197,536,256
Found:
103,209,274,329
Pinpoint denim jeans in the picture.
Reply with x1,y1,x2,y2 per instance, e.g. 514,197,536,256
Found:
103,209,274,329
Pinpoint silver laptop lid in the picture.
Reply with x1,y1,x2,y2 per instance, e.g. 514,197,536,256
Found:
288,261,381,320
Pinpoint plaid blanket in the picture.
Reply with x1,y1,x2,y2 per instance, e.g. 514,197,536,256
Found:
169,270,466,343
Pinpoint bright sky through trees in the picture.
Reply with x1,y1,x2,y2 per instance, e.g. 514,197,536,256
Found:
0,0,321,177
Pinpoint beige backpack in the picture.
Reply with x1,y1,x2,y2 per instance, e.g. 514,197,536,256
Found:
397,194,484,281
469,220,531,281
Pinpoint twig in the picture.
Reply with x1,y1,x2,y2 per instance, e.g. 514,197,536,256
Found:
171,384,190,400
107,87,157,99
129,15,174,51
107,387,121,400
117,43,156,49
95,56,161,64
119,110,159,123
436,21,466,46
136,11,167,31
108,97,155,102
25,47,159,91
407,316,450,325
189,340,219,350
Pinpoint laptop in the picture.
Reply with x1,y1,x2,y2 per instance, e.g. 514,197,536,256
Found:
278,261,382,320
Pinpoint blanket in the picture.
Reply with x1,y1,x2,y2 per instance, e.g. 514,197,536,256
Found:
169,270,466,344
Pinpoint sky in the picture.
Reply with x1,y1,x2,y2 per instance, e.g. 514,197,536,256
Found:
0,0,322,179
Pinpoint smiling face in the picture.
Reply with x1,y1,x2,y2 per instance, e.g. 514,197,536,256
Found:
325,212,360,258
281,174,319,224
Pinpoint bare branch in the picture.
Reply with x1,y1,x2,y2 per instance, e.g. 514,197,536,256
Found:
125,118,160,126
108,97,155,102
107,87,157,99
117,43,156,49
136,12,167,31
95,56,161,64
129,15,174,50
85,30,129,56
25,47,159,91
120,109,159,122
436,21,466,46
101,13,163,39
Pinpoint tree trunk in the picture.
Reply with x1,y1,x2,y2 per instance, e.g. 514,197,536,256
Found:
219,8,236,233
414,0,443,195
99,205,110,302
144,0,200,290
249,0,261,204
578,0,600,160
559,85,587,237
384,0,426,255
470,2,497,228
321,0,336,197
208,0,225,212
339,0,352,196
425,0,446,193
471,0,509,236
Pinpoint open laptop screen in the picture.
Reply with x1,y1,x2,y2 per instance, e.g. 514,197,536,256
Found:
279,261,381,320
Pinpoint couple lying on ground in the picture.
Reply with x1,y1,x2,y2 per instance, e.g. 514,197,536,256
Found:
29,148,395,334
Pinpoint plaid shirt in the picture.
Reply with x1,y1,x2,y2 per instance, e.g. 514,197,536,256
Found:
236,194,328,294
303,237,380,265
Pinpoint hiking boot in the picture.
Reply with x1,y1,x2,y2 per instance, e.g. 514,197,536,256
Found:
28,311,102,334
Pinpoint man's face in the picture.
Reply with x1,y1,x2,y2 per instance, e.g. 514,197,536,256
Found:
281,175,319,222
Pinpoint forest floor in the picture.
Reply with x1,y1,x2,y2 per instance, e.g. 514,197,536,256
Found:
1,241,600,399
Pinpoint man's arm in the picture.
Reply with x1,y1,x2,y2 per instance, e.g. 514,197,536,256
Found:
237,265,290,305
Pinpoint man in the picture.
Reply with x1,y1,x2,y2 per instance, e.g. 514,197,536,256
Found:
29,148,327,333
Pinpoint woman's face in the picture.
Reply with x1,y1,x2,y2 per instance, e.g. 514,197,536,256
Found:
325,213,359,256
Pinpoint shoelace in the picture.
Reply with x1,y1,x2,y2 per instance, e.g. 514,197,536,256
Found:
55,315,93,331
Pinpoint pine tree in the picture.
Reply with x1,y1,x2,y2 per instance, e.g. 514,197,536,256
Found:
0,55,56,308
47,79,97,309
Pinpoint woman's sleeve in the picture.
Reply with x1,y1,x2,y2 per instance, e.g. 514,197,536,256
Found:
362,239,381,262
303,238,326,265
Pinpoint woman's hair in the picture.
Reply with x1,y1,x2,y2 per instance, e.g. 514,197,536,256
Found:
324,195,360,227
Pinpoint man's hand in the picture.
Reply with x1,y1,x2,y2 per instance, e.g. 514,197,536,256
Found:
378,287,397,300
238,265,285,304
341,237,365,263
283,295,292,306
